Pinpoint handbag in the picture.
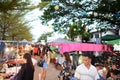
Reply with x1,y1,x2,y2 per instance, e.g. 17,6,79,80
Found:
37,59,45,67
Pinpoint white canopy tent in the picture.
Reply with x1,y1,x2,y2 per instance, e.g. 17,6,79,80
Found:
49,38,73,43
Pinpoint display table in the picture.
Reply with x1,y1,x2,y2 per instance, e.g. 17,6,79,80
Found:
0,73,8,78
0,73,10,80
5,59,24,65
0,59,22,80
0,66,21,80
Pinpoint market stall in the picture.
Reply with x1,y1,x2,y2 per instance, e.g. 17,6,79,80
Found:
52,43,113,54
107,39,120,51
0,59,24,80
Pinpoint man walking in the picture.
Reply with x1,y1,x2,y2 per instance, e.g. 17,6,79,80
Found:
74,52,99,80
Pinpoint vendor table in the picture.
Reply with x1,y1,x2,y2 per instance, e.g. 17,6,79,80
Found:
5,59,24,65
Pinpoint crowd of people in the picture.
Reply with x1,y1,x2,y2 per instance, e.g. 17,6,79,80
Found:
57,52,120,80
0,42,120,80
0,43,51,80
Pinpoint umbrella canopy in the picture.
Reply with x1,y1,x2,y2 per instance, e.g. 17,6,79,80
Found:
20,39,29,45
51,38,77,47
107,39,120,45
101,35,120,41
59,43,113,54
51,38,73,43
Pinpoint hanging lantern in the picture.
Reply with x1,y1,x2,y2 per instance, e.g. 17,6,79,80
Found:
104,13,109,18
94,12,98,17
74,28,76,31
54,5,59,10
60,28,63,31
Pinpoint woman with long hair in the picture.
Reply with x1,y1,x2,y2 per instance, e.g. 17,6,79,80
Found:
14,53,35,80
58,52,73,80
39,45,50,80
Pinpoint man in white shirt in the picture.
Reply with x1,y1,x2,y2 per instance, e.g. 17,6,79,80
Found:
74,53,99,80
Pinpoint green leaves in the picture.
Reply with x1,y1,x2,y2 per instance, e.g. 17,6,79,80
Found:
0,0,33,40
37,32,53,42
39,0,120,41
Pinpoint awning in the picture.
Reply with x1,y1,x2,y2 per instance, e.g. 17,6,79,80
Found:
101,35,120,41
50,38,73,43
58,43,113,54
107,39,120,45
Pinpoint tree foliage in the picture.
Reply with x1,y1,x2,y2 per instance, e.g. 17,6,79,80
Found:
37,32,53,42
40,0,120,41
94,0,120,28
0,0,31,13
40,0,98,40
38,0,50,9
0,12,33,40
0,0,49,41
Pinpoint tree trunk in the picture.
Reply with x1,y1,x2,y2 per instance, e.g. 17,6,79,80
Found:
2,25,6,40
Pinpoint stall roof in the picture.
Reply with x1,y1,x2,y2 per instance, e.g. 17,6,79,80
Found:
50,38,73,43
102,35,120,41
53,43,113,54
107,39,120,45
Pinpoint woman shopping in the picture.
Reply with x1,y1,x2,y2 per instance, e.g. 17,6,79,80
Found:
39,45,50,80
13,53,35,80
58,52,75,80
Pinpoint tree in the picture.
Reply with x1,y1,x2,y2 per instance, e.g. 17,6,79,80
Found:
40,0,120,41
94,0,120,30
39,0,50,8
0,0,31,13
0,0,31,40
67,20,89,41
37,32,53,42
39,0,98,41
7,21,33,41
0,11,33,40
0,0,50,40
0,0,50,12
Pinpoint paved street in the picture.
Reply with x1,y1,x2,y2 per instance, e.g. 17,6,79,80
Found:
34,61,60,80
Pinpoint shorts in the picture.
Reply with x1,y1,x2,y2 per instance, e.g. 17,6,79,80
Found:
43,61,48,68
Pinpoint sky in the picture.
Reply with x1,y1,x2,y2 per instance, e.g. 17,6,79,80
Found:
25,0,66,42
25,9,53,42
25,0,53,42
